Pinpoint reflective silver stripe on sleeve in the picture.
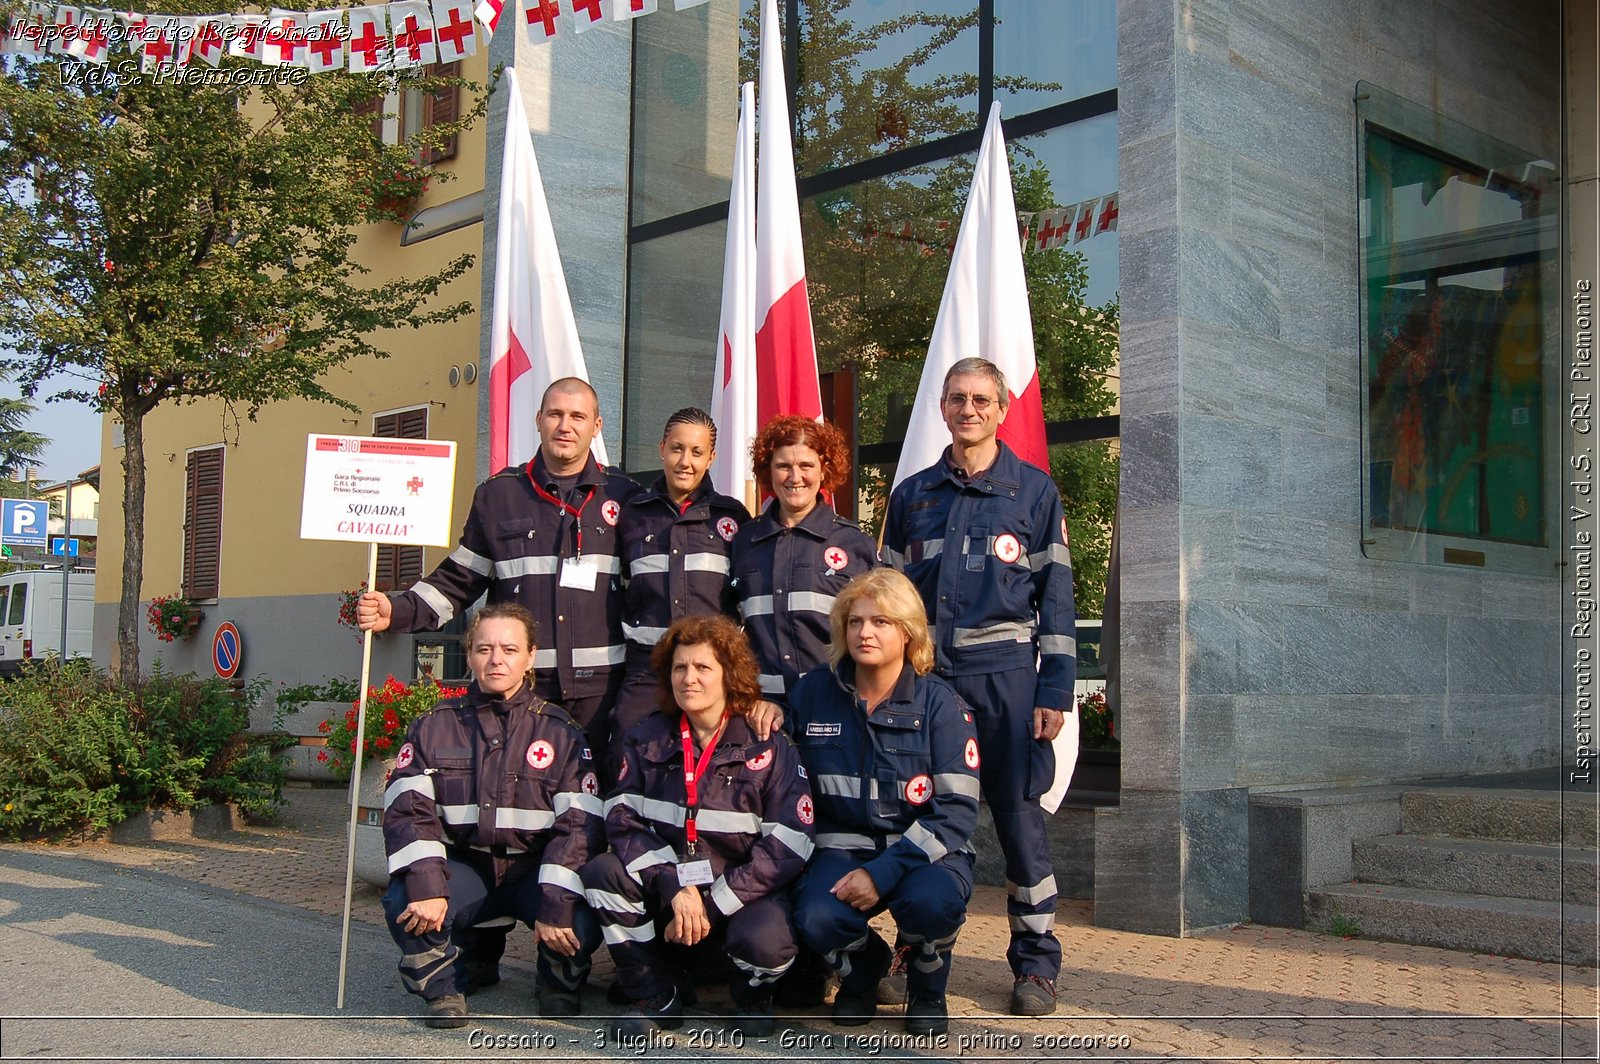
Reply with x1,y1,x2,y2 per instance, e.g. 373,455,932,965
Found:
933,773,982,799
468,843,525,854
572,644,626,669
411,581,456,626
532,648,558,670
914,537,944,561
1007,875,1059,905
493,556,560,579
1038,635,1077,658
448,545,493,576
709,876,743,916
384,774,435,809
538,864,586,895
812,774,863,798
602,922,658,945
816,832,877,851
684,552,730,574
437,804,480,825
695,809,762,834
585,888,648,915
553,791,603,817
625,845,677,883
1009,912,1057,933
495,807,557,831
614,793,688,828
787,591,835,615
763,822,815,860
951,620,1037,647
758,673,786,695
881,546,907,568
629,554,670,576
623,623,669,646
740,594,775,618
1031,543,1072,571
387,839,447,873
902,820,947,863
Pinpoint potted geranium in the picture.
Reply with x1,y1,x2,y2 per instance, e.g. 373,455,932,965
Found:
335,583,374,641
1068,689,1120,796
316,674,466,781
146,594,203,642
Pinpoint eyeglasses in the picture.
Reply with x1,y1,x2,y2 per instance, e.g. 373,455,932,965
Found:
943,393,998,412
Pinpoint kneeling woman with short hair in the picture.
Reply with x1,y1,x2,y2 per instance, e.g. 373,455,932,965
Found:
583,614,815,1037
787,568,980,1036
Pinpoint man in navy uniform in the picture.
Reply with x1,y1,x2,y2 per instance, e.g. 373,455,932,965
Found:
882,356,1076,1016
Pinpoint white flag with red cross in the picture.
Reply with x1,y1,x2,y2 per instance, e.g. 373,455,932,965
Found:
430,0,476,60
1095,192,1119,235
754,0,822,425
1071,196,1100,243
388,0,437,67
568,0,608,33
228,13,268,60
5,5,48,54
261,9,307,66
303,10,346,72
345,5,391,71
66,7,111,62
895,102,1050,490
141,15,191,70
487,68,610,470
614,0,655,18
520,0,558,41
709,81,757,504
47,6,79,56
191,15,229,66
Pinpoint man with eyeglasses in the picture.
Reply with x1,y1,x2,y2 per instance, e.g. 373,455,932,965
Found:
882,356,1077,1016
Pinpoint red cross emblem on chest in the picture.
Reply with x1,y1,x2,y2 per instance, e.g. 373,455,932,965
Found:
526,739,555,770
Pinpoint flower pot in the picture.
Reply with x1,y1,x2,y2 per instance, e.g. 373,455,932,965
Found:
353,756,394,888
1066,748,1119,795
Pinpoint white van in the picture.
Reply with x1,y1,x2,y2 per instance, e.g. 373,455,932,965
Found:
0,570,94,676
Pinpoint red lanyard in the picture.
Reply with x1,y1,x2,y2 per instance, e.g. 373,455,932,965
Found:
679,714,726,856
527,463,596,558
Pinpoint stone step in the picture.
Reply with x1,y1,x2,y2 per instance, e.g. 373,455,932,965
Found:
1401,788,1596,845
1353,834,1597,904
1305,882,1597,966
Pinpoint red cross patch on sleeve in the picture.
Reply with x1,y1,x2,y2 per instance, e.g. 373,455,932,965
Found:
905,773,933,805
796,794,814,824
394,742,415,770
964,737,980,770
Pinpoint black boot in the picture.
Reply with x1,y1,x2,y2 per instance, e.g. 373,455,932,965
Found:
831,932,890,1026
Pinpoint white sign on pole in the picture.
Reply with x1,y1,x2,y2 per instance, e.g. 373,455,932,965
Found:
299,434,458,546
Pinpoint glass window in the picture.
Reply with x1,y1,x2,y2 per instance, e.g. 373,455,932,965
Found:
9,583,25,625
631,0,754,228
1011,113,1119,308
622,221,730,472
0,587,11,623
994,0,1116,115
793,0,977,176
1357,82,1560,573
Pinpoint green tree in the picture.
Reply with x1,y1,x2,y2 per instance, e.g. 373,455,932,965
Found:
0,369,49,479
0,23,485,679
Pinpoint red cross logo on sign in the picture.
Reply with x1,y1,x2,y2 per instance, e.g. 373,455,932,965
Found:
905,774,932,805
394,742,415,770
796,795,814,824
823,546,848,572
994,533,1022,565
716,516,739,542
581,771,598,796
406,476,424,495
601,500,620,527
745,749,772,771
964,738,980,770
526,740,555,771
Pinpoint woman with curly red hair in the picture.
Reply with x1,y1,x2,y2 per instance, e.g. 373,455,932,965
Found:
728,415,879,705
581,615,814,1038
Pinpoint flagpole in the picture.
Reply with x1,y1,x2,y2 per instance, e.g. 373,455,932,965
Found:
335,541,380,1009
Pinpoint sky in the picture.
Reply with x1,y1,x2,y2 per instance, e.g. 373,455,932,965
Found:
0,377,102,484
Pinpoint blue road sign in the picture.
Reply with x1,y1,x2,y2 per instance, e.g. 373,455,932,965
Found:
50,537,80,557
212,622,242,680
1,500,48,547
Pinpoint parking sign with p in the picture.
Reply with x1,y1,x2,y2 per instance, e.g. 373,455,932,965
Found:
1,500,48,547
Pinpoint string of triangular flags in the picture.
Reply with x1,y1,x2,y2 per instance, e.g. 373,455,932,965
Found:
856,194,1119,257
0,0,716,72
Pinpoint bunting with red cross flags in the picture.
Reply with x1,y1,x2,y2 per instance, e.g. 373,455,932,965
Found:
66,5,110,62
521,0,557,40
1095,192,1119,235
192,15,229,66
228,12,267,60
345,5,390,72
614,0,655,17
568,0,607,33
304,10,345,72
388,0,436,67
263,9,308,67
46,4,76,56
431,0,476,60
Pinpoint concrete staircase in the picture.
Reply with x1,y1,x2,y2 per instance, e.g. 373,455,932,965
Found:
1305,788,1598,965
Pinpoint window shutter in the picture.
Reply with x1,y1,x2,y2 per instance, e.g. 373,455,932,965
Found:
373,409,427,593
182,448,224,600
354,93,384,140
423,61,459,163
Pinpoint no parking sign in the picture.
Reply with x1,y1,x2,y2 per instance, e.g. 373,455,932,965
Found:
212,621,242,679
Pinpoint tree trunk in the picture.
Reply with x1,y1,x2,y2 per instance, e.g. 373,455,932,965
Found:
115,410,146,682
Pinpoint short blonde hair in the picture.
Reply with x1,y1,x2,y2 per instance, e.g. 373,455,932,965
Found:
827,568,934,676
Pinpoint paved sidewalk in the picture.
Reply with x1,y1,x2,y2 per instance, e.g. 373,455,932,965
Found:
10,783,1597,1061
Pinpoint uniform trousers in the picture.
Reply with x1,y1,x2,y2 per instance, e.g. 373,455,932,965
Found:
946,665,1062,980
382,857,599,1001
793,848,972,996
582,852,797,1006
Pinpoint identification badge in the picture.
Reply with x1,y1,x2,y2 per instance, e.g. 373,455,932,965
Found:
677,859,714,886
559,557,599,590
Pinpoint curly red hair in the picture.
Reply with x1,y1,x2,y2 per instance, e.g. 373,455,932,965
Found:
651,614,763,718
749,415,851,494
